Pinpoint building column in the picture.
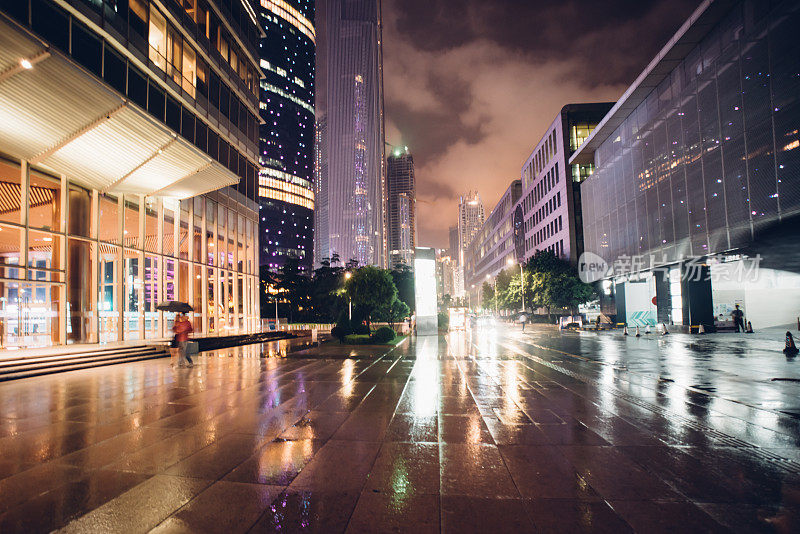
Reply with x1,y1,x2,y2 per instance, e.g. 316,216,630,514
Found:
66,186,91,343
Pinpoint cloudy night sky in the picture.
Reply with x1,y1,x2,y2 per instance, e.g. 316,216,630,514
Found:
318,0,701,249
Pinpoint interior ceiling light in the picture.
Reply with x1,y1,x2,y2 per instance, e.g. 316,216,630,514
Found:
19,59,33,69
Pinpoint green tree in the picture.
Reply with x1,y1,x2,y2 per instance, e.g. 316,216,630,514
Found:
345,266,397,327
481,281,495,310
544,273,596,314
390,264,415,312
526,250,569,275
439,293,453,311
375,297,411,326
495,268,514,311
504,269,538,311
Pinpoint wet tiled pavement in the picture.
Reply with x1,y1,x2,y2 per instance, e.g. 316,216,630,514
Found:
0,328,799,532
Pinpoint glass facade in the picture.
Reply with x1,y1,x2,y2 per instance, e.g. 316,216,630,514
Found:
258,0,316,273
0,155,259,349
582,0,800,268
1,0,261,202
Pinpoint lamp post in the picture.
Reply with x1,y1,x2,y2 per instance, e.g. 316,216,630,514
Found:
469,284,475,311
344,271,352,321
507,257,524,313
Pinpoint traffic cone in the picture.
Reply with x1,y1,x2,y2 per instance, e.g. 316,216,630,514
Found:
623,324,629,336
645,324,651,334
635,326,641,337
661,323,669,336
698,324,706,334
745,321,754,334
784,331,799,356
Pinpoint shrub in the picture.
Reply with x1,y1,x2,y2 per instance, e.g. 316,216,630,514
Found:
353,323,371,336
336,310,352,332
331,326,347,343
372,326,395,343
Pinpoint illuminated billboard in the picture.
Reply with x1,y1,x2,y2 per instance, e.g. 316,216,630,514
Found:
414,248,438,335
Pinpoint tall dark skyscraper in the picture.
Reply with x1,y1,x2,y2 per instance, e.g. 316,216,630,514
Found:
387,147,415,268
258,0,316,273
320,0,386,268
314,115,329,266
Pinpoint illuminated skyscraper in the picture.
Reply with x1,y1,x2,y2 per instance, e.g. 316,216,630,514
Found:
322,0,386,267
387,147,415,268
456,191,484,296
258,0,316,273
458,191,485,263
314,115,329,266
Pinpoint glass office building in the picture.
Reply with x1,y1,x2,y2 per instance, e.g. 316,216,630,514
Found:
258,0,315,273
574,0,800,328
0,0,262,347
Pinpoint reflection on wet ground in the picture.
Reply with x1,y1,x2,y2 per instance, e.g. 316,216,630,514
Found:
0,329,798,532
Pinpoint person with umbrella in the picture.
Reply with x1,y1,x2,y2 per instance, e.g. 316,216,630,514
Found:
157,302,194,367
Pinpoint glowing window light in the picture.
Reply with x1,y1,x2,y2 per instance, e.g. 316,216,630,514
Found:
261,0,315,43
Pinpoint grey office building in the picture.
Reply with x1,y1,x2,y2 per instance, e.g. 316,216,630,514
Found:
387,147,415,268
573,0,800,329
321,0,386,267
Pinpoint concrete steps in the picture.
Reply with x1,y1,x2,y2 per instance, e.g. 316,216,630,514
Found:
0,345,170,382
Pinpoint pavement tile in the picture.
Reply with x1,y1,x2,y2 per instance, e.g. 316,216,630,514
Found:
58,474,214,533
385,414,439,442
150,480,283,534
289,439,381,492
105,429,219,475
363,442,440,495
525,499,634,533
609,499,729,533
438,414,494,444
484,418,551,445
346,492,439,533
441,496,533,533
333,408,394,441
439,443,519,498
499,445,601,500
165,433,268,480
225,439,324,485
558,445,685,501
0,469,148,533
249,489,359,533
0,462,83,514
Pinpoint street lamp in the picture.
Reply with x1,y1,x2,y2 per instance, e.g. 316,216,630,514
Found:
507,257,524,313
344,271,352,321
469,284,475,311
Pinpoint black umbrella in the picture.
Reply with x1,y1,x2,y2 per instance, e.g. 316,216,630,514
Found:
156,301,193,313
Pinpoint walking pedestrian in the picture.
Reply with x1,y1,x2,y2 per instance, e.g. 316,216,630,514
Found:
731,304,745,333
173,313,194,367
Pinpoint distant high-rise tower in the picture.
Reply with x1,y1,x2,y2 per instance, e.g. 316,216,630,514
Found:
458,191,485,263
259,0,316,273
448,226,460,260
387,147,415,268
314,115,329,266
323,0,386,267
456,191,484,296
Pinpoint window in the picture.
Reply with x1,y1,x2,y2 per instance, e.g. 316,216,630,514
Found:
168,25,182,85
217,28,229,62
149,7,168,71
182,45,196,96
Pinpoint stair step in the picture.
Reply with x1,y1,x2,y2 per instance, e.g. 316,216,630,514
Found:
0,349,167,376
0,346,161,368
0,352,170,382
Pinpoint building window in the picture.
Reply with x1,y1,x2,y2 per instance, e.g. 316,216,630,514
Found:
149,6,168,71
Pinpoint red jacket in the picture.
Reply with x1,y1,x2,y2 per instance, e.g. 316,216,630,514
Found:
173,319,193,342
